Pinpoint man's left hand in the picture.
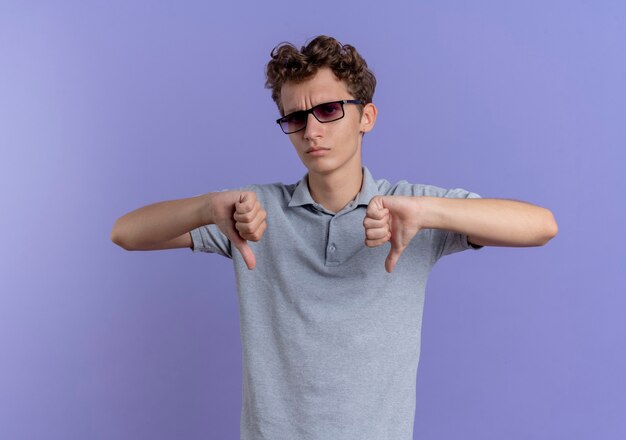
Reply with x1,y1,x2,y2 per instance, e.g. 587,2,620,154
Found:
363,195,423,273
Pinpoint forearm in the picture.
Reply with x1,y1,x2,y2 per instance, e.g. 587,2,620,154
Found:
110,193,215,250
418,197,558,247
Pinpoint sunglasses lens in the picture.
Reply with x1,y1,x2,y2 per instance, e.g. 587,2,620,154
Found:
313,102,343,122
280,112,306,133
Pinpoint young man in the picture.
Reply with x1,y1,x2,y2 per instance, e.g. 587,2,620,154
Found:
111,36,558,440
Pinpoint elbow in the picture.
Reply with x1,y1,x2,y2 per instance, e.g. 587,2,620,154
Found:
538,209,559,246
110,231,127,250
110,222,131,250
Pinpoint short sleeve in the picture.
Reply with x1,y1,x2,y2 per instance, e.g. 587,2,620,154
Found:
190,224,232,258
421,186,484,262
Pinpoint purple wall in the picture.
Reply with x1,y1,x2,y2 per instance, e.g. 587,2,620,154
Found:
1,1,624,439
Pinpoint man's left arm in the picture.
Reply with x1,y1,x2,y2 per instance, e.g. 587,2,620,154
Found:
363,196,558,272
419,197,558,248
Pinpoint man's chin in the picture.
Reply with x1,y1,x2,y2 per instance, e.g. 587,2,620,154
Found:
300,156,362,178
301,160,336,176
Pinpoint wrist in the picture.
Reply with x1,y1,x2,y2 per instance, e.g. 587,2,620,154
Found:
413,196,440,230
199,192,217,225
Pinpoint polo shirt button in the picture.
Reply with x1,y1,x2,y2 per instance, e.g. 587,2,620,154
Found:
329,244,336,252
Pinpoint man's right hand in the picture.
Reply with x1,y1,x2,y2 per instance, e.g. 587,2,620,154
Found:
206,190,267,270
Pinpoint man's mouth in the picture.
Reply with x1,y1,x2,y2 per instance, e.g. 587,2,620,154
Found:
306,146,330,153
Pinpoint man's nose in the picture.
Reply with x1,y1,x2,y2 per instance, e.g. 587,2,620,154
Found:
304,112,323,138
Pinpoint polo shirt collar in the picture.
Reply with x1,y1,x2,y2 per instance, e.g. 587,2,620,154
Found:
288,166,379,208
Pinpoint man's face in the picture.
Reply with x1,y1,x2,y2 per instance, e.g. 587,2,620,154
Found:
279,67,376,177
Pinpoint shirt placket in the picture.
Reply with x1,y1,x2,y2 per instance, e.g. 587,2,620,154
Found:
314,200,358,267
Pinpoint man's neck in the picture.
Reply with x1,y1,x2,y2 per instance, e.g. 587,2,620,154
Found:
307,163,364,214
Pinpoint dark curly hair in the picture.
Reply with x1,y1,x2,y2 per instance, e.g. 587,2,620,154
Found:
265,35,377,117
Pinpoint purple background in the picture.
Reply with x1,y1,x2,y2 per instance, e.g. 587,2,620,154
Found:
1,1,625,439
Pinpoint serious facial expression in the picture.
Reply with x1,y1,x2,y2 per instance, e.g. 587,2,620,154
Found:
280,67,374,177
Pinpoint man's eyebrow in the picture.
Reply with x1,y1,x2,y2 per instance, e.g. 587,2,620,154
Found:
283,100,332,116
284,105,308,115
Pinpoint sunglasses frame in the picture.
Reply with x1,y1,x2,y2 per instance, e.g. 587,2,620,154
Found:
276,99,364,134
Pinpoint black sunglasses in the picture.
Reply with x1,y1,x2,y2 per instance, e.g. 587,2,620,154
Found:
276,99,364,134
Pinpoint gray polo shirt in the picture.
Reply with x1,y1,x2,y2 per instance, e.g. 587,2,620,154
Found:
190,165,482,440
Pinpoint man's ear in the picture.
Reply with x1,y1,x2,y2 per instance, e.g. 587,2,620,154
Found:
359,102,378,134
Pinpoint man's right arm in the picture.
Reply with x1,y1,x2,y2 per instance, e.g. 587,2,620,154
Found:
110,193,215,251
110,191,267,270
